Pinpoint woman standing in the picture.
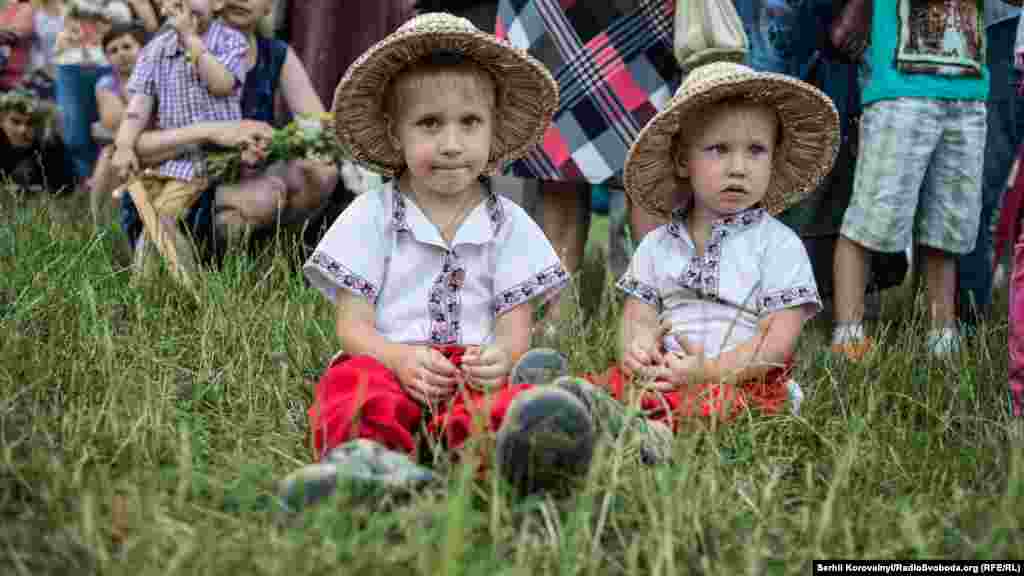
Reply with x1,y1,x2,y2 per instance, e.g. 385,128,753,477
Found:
423,0,677,330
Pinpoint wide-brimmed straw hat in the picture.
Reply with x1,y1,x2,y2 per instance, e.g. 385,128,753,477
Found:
332,12,559,177
623,61,840,218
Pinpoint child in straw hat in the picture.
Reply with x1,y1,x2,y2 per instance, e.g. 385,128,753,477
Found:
279,13,601,510
570,61,839,428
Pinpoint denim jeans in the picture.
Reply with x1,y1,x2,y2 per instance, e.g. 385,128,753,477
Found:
958,17,1024,323
55,64,110,181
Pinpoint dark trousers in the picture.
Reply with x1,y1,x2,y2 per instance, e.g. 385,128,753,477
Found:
958,17,1024,323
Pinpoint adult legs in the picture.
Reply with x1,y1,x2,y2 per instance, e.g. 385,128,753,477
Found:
833,98,941,347
539,180,591,323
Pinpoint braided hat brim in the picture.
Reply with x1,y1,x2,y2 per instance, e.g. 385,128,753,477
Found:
331,13,559,177
624,62,840,218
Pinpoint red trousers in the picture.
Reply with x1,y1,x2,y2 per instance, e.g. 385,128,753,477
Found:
587,364,791,432
308,346,533,460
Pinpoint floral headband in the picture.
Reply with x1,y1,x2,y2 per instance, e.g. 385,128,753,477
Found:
0,90,43,118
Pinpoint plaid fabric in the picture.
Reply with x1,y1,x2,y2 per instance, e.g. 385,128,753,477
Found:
127,21,248,181
496,0,679,184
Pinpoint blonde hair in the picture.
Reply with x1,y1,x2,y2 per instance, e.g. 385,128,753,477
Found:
384,54,498,121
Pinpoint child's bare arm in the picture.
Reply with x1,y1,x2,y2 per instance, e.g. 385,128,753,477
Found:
182,33,238,97
666,308,805,386
114,94,153,147
334,291,458,402
620,297,666,376
96,86,126,133
112,94,155,176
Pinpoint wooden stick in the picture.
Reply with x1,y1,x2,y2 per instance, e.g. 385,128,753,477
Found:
125,178,195,289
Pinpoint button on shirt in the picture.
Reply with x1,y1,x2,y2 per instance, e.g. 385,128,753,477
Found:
126,21,248,181
304,180,569,346
616,207,821,358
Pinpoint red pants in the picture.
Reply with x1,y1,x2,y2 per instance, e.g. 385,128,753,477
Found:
308,346,533,460
587,364,791,432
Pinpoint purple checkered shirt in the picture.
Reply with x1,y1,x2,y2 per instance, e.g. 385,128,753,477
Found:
126,20,248,181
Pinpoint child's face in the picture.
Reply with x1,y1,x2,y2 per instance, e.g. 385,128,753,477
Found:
389,67,495,202
2,111,34,149
222,0,273,33
164,0,222,30
681,103,778,220
105,34,142,77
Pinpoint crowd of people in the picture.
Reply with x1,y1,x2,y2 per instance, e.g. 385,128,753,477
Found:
1,0,1022,508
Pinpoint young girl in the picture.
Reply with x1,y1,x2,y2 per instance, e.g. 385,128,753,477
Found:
598,61,839,426
88,20,146,226
279,13,595,510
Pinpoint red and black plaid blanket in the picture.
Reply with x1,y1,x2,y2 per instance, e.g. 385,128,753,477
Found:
496,0,679,184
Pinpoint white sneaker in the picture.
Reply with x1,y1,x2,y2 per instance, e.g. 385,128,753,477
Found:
926,327,961,358
786,379,804,415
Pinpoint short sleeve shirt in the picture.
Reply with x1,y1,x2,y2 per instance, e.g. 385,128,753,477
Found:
862,0,989,105
95,72,124,101
616,207,820,358
303,180,569,346
126,20,248,180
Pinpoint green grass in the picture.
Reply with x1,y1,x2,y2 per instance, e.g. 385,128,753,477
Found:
1,191,1021,575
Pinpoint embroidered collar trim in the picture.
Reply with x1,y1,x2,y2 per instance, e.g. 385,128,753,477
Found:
390,179,504,243
667,205,767,241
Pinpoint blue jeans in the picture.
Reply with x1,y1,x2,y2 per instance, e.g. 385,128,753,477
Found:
55,64,109,180
958,18,1024,324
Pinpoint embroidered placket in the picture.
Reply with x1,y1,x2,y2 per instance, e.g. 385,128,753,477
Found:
678,210,763,301
428,249,465,345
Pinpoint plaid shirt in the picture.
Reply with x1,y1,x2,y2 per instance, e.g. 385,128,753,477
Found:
127,20,248,181
496,0,678,184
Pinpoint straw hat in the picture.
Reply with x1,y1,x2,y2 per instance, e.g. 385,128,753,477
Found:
331,12,559,177
623,61,840,219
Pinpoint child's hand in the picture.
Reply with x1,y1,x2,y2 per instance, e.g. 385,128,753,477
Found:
461,345,511,391
623,337,665,379
112,146,139,180
395,346,459,405
168,2,198,39
662,352,705,388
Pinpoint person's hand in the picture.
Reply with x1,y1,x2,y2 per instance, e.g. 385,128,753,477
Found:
208,120,274,165
210,119,274,149
111,145,140,180
394,346,460,405
167,1,198,39
662,352,706,388
623,336,666,379
1015,48,1024,72
461,345,512,391
657,321,706,359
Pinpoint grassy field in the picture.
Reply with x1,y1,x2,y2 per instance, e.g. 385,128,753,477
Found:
1,191,1021,575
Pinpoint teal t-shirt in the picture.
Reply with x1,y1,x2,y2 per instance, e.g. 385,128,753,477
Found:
862,0,989,105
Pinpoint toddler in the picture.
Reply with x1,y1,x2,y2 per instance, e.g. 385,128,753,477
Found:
279,13,596,510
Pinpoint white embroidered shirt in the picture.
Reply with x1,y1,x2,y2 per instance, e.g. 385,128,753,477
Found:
617,207,821,358
304,180,569,346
